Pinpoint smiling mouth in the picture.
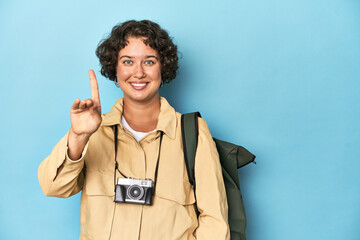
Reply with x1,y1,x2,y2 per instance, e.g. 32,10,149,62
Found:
131,82,147,87
130,82,148,90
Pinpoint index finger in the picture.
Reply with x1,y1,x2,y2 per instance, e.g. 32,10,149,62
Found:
89,69,100,104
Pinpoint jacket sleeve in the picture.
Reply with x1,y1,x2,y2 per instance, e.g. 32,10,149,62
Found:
38,132,88,198
193,118,230,240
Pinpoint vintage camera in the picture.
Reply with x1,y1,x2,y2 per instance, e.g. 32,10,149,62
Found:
114,177,154,205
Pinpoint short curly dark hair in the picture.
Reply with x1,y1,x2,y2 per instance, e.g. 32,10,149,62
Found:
96,20,178,84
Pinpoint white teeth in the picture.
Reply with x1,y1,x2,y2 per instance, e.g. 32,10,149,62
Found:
131,83,146,87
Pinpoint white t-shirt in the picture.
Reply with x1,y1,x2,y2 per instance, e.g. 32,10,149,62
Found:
121,116,155,142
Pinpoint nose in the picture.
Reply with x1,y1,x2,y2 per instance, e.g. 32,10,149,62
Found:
133,63,146,79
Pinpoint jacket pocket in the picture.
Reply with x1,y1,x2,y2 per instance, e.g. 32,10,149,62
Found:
84,170,115,196
154,179,198,239
83,171,115,239
155,178,195,205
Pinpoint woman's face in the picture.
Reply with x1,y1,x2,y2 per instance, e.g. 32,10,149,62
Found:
116,37,162,103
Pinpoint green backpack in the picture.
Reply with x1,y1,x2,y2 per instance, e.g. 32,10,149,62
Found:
181,112,256,240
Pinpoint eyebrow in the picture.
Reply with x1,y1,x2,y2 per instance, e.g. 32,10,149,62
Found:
119,55,133,59
119,55,158,60
145,55,158,59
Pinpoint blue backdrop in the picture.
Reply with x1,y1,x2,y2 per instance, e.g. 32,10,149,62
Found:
1,0,359,239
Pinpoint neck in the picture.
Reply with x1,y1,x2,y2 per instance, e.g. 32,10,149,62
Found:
122,96,161,132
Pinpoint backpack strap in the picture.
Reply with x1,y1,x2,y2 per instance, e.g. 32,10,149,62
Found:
181,112,201,186
181,112,201,216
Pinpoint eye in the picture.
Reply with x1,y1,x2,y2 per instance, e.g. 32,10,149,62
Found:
123,60,133,65
144,60,155,65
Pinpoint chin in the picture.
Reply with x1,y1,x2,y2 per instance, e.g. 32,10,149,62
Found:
126,94,159,103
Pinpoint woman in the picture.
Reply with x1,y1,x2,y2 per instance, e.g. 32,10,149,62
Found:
38,20,229,240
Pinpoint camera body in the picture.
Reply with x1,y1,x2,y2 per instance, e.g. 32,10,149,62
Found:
114,177,154,205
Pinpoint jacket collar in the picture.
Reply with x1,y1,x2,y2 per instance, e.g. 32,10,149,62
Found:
101,97,177,140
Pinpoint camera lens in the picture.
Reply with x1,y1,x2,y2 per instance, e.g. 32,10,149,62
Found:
127,185,144,200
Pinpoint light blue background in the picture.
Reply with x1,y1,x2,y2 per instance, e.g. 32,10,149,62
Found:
0,0,359,239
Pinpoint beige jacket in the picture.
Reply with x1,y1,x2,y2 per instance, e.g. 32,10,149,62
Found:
38,97,229,240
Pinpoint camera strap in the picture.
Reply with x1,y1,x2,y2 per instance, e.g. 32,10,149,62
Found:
113,125,164,194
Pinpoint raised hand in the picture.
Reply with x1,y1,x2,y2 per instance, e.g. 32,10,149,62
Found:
67,70,102,160
70,69,102,136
